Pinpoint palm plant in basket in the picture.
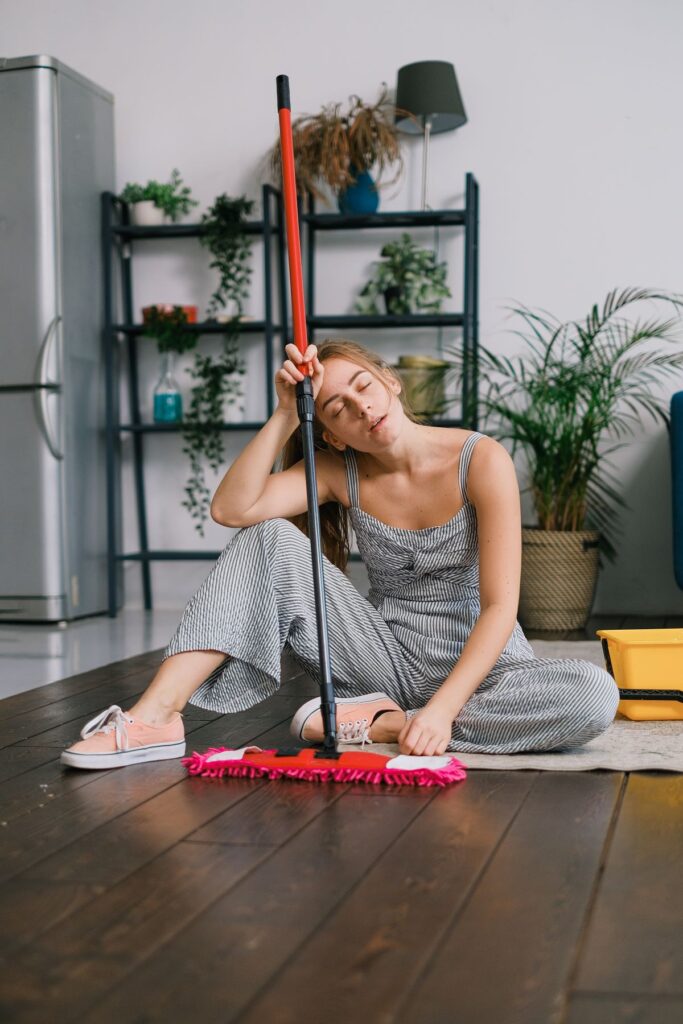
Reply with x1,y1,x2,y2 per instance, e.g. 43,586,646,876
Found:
440,287,683,630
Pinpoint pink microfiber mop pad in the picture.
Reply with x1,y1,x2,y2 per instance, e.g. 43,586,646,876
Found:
183,745,467,787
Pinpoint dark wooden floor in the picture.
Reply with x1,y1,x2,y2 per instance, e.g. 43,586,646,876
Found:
0,649,681,1024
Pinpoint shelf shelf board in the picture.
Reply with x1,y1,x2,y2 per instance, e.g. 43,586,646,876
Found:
119,421,267,432
308,313,464,329
113,221,277,240
113,321,282,336
117,551,224,561
302,209,465,230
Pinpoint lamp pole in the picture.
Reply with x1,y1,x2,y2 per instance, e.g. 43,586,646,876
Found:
421,116,432,211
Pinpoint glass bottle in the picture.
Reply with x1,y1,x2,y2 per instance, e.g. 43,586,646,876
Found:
153,351,183,423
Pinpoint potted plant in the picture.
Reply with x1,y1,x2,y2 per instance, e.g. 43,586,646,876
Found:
118,168,198,225
268,85,414,212
441,287,683,631
176,194,253,535
355,233,451,315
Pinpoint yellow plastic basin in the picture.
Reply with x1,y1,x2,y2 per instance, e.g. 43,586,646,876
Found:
596,628,683,721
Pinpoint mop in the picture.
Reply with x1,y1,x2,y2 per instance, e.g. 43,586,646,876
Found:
182,75,466,787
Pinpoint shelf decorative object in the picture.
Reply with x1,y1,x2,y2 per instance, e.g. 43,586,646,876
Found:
268,85,413,211
355,233,451,315
118,168,198,225
440,287,683,630
392,354,450,418
141,305,197,424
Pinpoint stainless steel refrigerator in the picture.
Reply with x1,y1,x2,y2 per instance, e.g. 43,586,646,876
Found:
0,55,117,622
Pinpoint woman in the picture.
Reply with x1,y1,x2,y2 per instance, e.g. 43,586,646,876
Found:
62,338,619,769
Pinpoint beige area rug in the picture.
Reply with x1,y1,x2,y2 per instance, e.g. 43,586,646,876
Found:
339,640,683,771
345,720,683,772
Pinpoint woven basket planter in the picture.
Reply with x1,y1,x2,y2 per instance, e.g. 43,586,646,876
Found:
519,528,600,631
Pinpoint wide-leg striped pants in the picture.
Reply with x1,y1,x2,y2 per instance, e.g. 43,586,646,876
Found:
162,518,620,754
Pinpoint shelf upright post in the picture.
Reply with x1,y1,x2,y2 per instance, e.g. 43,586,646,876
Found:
305,190,315,343
102,191,121,617
119,203,152,609
463,172,479,429
262,184,275,419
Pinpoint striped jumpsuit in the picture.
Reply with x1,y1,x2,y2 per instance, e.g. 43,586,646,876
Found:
162,430,620,753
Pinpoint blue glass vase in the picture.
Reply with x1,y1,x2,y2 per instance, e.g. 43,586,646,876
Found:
153,352,183,423
337,165,379,215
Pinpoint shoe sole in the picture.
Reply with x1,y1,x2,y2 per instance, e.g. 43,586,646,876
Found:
60,740,186,770
290,692,399,741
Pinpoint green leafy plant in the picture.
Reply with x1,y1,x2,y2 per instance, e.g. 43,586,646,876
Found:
118,168,198,222
142,305,196,354
268,85,414,201
355,233,451,315
199,194,254,318
178,194,254,534
440,287,683,563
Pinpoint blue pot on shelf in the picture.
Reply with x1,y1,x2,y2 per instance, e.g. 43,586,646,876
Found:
337,165,379,215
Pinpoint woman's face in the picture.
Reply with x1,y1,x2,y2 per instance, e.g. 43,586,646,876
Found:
316,357,401,450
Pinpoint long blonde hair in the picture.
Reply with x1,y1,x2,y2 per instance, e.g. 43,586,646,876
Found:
276,338,421,572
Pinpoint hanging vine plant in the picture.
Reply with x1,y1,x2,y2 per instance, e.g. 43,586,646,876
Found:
180,194,254,534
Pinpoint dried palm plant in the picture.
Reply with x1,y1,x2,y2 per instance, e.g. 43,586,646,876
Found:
268,85,417,201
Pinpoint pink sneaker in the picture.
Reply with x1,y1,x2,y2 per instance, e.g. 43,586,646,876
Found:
290,692,404,747
60,704,186,769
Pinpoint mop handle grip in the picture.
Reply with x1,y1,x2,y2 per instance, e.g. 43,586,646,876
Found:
276,74,311,377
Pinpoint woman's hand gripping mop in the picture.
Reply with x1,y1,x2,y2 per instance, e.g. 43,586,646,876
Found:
182,75,467,787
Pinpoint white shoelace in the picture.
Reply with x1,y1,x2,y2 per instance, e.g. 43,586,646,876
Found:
80,704,134,751
338,717,373,747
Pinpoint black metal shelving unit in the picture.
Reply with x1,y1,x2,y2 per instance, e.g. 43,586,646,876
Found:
302,171,479,429
102,173,479,616
101,183,286,617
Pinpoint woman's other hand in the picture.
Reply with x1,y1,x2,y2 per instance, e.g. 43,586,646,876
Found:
397,701,455,756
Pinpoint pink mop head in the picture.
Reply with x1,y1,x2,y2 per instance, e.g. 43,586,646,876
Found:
183,745,467,787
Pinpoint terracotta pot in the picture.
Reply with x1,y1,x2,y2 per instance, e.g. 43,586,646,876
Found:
519,527,600,631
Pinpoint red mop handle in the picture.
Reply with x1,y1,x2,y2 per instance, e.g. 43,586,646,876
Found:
276,75,311,377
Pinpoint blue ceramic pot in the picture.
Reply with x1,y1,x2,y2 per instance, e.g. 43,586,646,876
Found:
338,166,379,214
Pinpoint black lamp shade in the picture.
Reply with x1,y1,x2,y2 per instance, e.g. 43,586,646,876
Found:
395,60,467,134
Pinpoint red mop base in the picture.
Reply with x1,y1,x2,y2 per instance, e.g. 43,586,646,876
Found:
183,745,467,787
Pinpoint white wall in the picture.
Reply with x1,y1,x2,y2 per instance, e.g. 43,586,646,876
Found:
4,0,683,614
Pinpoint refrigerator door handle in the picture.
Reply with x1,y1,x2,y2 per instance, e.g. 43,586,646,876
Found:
33,314,64,460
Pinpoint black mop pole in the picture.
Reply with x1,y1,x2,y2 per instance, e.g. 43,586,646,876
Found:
276,74,339,757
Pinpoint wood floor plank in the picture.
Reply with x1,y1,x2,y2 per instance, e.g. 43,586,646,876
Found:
0,745,61,784
0,841,268,1023
394,772,624,1024
0,671,156,748
566,994,683,1023
573,773,683,996
77,788,438,1023
0,703,301,884
0,649,162,720
235,771,534,1024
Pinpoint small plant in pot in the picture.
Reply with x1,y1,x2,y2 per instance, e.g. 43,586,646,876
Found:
440,287,683,632
355,233,451,315
118,168,198,226
267,85,414,212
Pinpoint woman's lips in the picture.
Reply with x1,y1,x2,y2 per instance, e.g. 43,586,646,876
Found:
370,415,386,432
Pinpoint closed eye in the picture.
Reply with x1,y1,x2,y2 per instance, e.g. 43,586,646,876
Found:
333,382,371,417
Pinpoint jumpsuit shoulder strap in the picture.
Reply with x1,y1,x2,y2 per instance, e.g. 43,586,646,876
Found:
459,431,486,505
343,447,360,508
